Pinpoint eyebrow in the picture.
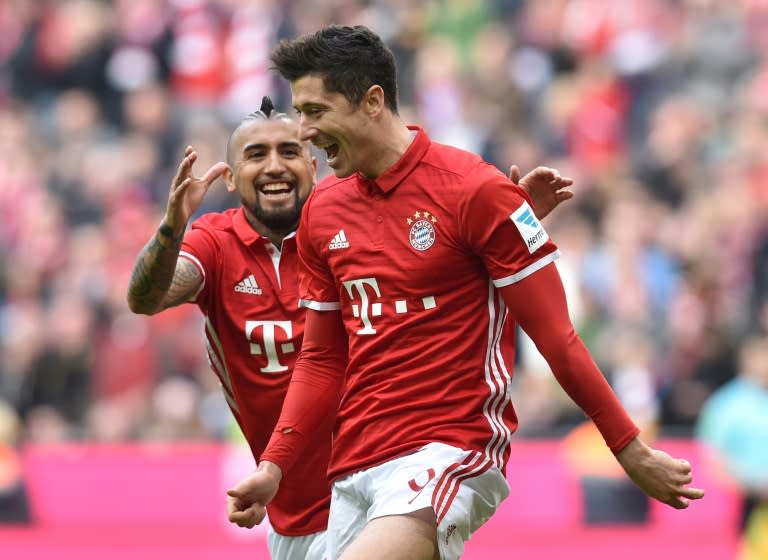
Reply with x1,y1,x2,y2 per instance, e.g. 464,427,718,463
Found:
293,102,326,112
242,140,303,152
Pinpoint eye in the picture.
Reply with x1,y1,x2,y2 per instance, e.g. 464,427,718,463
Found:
282,148,300,158
301,106,324,118
246,151,266,160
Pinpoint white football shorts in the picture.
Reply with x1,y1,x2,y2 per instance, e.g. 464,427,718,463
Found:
326,442,509,560
267,527,327,560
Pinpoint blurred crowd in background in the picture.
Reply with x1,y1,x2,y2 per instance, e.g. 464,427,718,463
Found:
0,0,767,464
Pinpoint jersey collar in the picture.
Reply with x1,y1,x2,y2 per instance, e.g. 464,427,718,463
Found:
361,125,429,193
232,207,296,246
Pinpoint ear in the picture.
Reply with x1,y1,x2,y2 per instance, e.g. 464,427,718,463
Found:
309,156,319,188
223,166,236,192
364,85,386,117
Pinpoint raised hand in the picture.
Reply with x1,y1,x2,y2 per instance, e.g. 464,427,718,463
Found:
511,165,574,220
164,146,229,236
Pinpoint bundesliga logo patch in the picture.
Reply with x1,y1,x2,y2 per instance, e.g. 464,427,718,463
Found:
510,201,548,253
406,210,437,251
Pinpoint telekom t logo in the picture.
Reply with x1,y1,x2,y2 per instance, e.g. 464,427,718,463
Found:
342,277,382,335
245,320,294,373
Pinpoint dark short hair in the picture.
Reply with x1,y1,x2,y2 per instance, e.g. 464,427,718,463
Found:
271,25,399,114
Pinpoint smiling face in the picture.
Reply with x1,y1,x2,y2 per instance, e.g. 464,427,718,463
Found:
225,117,316,238
292,74,373,178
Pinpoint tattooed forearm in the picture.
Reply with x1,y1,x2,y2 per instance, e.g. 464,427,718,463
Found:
126,225,200,314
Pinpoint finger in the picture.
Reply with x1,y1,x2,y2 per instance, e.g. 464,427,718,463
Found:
552,177,574,187
229,505,266,528
229,508,257,528
678,472,693,485
227,486,257,503
200,162,229,186
185,145,194,156
679,486,705,500
171,152,197,188
227,487,244,500
668,496,690,509
555,191,574,202
170,178,192,200
225,494,242,517
677,458,692,473
251,506,267,525
508,164,520,184
171,156,190,187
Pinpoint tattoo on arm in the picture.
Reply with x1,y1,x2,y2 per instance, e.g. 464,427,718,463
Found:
127,226,202,313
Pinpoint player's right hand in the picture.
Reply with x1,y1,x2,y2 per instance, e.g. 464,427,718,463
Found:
164,145,228,237
226,461,283,529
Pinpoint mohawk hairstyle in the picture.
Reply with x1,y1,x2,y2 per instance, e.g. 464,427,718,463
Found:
225,96,293,165
245,96,289,121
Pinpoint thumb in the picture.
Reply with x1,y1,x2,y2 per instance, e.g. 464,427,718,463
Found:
227,486,249,501
508,164,520,184
201,162,230,185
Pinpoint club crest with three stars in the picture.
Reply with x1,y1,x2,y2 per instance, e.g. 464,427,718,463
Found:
406,210,438,251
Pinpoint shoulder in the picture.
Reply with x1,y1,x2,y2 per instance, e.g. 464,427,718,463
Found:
422,142,507,189
315,173,356,193
305,174,357,208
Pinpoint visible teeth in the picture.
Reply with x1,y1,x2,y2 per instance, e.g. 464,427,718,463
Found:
262,182,291,193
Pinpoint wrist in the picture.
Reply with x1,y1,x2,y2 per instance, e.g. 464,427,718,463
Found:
257,460,284,484
157,221,185,243
616,436,652,468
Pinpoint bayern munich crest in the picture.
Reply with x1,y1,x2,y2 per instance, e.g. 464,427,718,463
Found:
407,210,437,251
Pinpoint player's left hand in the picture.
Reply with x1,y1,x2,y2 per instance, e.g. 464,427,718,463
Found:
616,437,705,509
512,165,574,220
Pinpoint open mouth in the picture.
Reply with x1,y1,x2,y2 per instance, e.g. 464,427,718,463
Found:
323,144,340,165
259,182,294,200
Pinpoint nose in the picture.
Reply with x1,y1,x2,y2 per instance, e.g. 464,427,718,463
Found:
264,151,286,174
298,116,316,142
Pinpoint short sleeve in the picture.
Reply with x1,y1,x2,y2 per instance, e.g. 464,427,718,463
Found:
180,221,219,308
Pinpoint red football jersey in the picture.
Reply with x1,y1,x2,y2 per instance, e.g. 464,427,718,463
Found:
296,127,561,481
181,207,331,536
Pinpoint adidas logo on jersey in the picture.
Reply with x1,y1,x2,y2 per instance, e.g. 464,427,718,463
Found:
234,274,262,295
329,229,350,250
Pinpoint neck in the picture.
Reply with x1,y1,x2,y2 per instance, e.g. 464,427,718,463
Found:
360,116,414,179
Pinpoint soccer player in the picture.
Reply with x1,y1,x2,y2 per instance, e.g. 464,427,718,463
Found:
226,26,706,560
127,96,573,560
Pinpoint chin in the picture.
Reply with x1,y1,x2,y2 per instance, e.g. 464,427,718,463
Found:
330,165,354,178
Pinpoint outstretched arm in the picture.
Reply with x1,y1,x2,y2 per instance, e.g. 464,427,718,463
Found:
127,147,228,314
512,165,574,220
500,263,705,509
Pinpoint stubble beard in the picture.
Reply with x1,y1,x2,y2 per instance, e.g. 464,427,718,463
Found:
247,191,305,234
